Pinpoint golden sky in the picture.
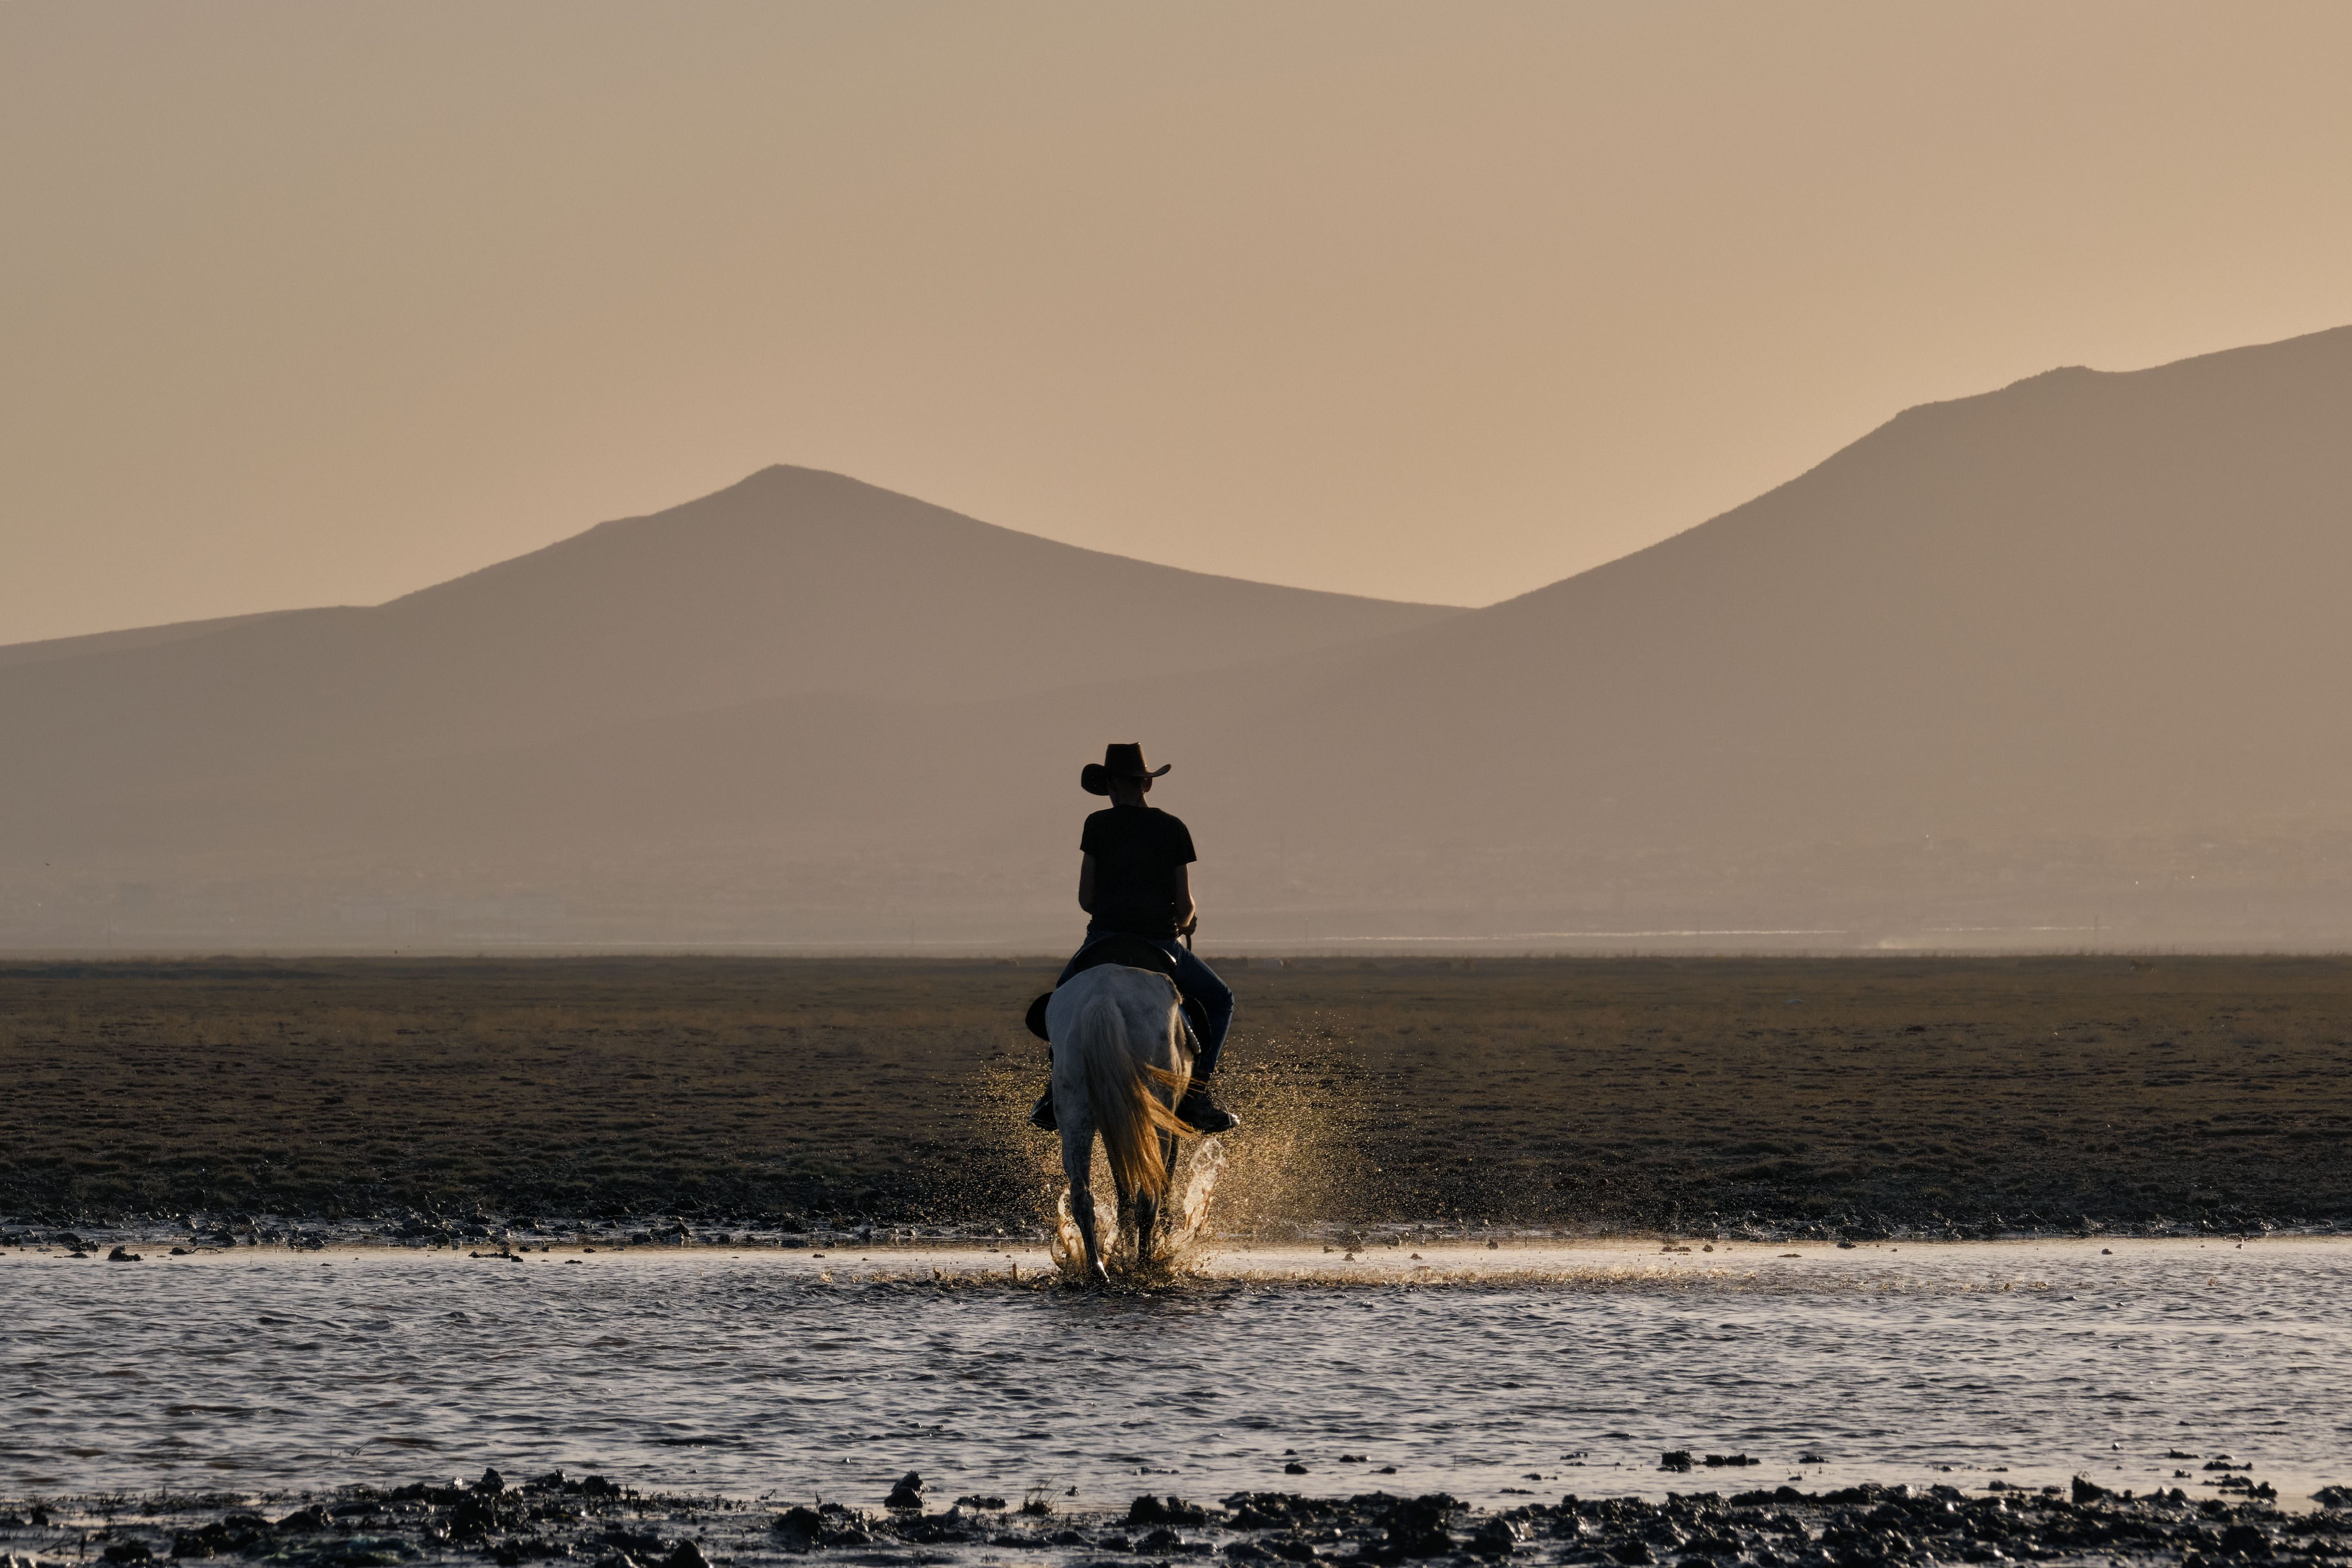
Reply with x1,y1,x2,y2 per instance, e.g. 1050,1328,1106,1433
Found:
4,1,2350,644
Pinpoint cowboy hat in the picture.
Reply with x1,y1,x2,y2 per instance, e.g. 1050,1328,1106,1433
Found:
1080,742,1172,796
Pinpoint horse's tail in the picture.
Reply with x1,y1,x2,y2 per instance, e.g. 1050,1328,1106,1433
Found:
1073,984,1196,1203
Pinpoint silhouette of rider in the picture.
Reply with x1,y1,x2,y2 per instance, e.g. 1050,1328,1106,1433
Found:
1029,743,1239,1136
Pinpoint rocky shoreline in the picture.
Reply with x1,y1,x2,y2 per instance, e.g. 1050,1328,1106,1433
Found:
5,1469,2349,1568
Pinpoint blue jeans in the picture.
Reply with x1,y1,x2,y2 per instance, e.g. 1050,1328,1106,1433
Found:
1056,936,1235,1078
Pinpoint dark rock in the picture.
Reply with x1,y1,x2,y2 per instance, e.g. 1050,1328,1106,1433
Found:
814,1504,879,1552
449,1493,517,1539
2070,1476,2109,1504
596,1528,669,1558
1659,1452,1695,1473
2219,1523,2268,1556
1284,1462,1309,1476
275,1509,328,1532
663,1543,709,1568
1133,1497,1212,1528
955,1495,1009,1511
108,1245,142,1262
169,1516,270,1560
889,1515,972,1545
477,1468,507,1495
771,1507,823,1550
102,1543,155,1564
1469,1518,1521,1555
1608,1545,1655,1565
1700,1454,1757,1468
885,1472,925,1510
1380,1495,1459,1558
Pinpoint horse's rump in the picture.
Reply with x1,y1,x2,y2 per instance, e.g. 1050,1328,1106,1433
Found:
1052,967,1196,1203
1025,936,1207,1044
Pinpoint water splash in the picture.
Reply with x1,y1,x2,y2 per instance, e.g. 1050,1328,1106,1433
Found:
1046,1143,1226,1281
1167,1137,1227,1253
993,1020,1371,1281
1048,1185,1122,1276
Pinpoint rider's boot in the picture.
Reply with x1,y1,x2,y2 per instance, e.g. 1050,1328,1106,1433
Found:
1175,1078,1239,1135
1029,1086,1057,1132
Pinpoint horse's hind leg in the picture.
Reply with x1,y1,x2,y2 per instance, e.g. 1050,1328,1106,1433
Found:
1130,1189,1155,1270
1131,1130,1178,1268
1109,1168,1135,1273
1061,1129,1108,1287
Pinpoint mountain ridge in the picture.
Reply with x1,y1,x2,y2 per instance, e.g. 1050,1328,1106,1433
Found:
7,325,2352,949
0,466,1461,810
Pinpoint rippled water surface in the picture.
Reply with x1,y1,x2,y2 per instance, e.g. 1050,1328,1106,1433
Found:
6,1239,2348,1507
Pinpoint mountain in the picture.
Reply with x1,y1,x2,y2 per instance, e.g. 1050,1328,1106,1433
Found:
1171,323,2352,940
1229,324,2352,843
6,327,2351,950
0,466,1457,853
0,609,330,671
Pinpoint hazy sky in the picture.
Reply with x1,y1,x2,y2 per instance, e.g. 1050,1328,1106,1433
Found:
5,2,2351,644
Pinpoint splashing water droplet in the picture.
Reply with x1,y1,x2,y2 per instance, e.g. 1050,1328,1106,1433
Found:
1049,1185,1124,1277
1168,1138,1228,1253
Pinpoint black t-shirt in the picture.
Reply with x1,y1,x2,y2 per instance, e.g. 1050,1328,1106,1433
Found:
1081,804,1197,939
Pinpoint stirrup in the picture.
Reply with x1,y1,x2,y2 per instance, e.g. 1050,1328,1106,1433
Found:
1029,1090,1057,1132
1177,1085,1238,1135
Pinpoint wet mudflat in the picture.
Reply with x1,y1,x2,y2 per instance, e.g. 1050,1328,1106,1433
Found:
5,1240,2348,1520
5,954,2352,1236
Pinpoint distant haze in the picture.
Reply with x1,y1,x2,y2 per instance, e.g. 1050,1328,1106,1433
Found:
4,327,2351,953
6,4,2352,641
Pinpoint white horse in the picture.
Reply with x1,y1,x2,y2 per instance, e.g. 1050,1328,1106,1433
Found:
1045,964,1198,1284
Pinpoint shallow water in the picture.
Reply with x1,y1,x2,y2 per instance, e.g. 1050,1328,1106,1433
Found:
4,1238,2346,1509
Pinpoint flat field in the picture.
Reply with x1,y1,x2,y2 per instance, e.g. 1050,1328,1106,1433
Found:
3,955,2347,1235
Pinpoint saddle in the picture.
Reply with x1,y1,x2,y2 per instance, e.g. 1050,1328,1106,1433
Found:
1024,934,1206,1045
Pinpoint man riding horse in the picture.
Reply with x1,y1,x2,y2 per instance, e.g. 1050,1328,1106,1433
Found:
1030,743,1239,1137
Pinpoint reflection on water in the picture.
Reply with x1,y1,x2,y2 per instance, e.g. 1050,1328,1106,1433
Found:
2,1239,2345,1508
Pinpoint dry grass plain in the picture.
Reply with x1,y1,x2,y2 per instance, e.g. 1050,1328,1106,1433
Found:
3,955,2348,1235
